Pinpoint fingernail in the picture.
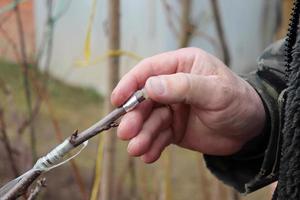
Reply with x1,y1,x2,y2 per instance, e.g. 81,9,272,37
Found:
148,77,165,95
111,90,116,98
127,139,136,155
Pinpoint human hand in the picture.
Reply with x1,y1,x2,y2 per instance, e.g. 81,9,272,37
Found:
111,48,266,163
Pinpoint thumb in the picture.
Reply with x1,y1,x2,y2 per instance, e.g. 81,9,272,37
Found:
145,73,220,108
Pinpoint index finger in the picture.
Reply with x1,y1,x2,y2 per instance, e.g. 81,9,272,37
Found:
111,48,197,106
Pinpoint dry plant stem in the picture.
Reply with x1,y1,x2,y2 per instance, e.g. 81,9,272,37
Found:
14,1,37,161
43,0,54,85
0,105,19,177
114,157,137,200
69,108,124,147
2,170,42,200
210,0,230,66
179,0,192,47
0,24,21,62
129,158,138,200
1,2,85,198
0,12,21,60
34,0,53,65
0,24,42,136
28,72,88,199
26,178,46,200
2,106,126,200
0,65,88,199
198,156,211,200
100,0,121,200
163,151,173,200
17,100,41,135
114,157,129,199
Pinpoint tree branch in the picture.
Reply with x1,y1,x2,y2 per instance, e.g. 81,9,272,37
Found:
179,0,192,47
14,0,37,161
0,101,19,177
0,90,145,200
100,0,121,199
27,69,88,199
210,0,231,66
26,178,46,200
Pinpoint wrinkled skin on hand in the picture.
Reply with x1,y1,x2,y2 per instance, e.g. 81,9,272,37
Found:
111,48,266,163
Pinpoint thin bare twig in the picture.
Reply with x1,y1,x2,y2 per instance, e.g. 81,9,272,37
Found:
26,178,46,200
0,101,19,177
210,0,231,66
0,25,21,62
179,0,192,47
28,70,88,200
101,0,121,200
42,0,54,85
0,25,42,137
17,100,41,135
128,158,138,200
0,10,45,140
14,0,37,161
0,97,132,199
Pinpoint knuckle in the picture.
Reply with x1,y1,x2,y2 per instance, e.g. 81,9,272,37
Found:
169,73,193,104
180,73,193,103
211,77,235,109
139,57,153,68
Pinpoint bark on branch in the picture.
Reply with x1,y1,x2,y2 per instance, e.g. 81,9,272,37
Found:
26,178,46,200
0,106,126,200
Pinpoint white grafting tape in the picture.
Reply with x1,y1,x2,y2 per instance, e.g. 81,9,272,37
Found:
33,140,88,172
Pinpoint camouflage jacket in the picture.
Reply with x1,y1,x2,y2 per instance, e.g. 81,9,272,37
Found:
204,39,286,194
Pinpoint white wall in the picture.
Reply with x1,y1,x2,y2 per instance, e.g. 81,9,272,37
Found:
34,0,280,94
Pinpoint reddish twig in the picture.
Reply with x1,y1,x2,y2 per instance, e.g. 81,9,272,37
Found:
0,13,42,137
0,80,20,177
0,102,19,177
14,0,37,161
17,100,41,135
0,25,21,62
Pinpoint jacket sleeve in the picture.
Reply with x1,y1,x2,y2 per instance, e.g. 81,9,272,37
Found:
204,39,287,194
